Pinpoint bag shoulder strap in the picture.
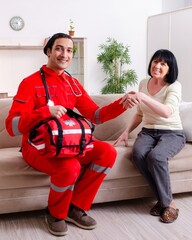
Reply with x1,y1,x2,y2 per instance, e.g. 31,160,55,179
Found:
40,68,51,101
51,118,63,157
40,68,72,101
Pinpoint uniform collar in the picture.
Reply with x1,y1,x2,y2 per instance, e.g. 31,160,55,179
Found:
41,65,65,77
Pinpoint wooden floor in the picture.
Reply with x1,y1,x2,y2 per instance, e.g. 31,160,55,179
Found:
0,192,192,240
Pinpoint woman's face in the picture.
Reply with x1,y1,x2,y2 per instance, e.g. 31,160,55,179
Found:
150,59,169,80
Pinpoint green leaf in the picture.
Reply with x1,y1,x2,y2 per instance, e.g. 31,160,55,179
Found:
97,38,137,94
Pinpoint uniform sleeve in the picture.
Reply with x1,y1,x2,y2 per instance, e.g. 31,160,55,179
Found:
93,98,126,124
73,83,126,124
6,80,51,136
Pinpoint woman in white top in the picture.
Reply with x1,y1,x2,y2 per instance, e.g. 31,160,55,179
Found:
114,49,186,223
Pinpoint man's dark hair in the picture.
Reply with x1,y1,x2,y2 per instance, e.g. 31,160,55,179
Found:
43,33,73,55
147,49,178,84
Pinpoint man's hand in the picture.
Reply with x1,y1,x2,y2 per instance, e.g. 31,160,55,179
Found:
49,105,67,118
120,91,141,109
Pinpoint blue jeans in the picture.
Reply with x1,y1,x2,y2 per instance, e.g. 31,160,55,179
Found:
132,128,186,207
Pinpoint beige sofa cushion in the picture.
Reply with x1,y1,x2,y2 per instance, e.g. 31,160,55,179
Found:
0,147,49,189
1,140,191,190
105,140,192,181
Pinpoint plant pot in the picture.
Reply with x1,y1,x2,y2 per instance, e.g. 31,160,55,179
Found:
69,31,75,37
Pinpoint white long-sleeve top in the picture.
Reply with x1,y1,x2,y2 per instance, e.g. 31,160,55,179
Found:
137,78,183,130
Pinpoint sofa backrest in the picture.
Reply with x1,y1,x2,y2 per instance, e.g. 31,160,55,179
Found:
91,94,142,141
0,98,22,148
0,94,141,148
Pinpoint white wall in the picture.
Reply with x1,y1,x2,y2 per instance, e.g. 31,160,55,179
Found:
162,0,185,12
162,0,192,12
147,7,192,101
0,0,163,96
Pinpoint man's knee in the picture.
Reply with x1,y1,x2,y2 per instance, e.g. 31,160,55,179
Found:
53,158,81,183
103,142,117,167
93,141,117,167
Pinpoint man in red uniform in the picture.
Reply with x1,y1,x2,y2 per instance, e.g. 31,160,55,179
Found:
6,33,138,236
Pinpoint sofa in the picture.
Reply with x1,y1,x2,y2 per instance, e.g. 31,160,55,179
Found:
1,94,192,214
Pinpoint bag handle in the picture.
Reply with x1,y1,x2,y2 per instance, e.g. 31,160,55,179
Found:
66,108,95,133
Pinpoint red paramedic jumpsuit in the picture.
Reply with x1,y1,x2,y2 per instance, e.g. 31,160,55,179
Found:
6,65,126,220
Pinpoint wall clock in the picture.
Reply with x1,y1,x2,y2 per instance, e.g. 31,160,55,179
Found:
9,16,25,31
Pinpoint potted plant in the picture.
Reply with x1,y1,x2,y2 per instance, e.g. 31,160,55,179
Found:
97,38,138,94
69,19,75,37
73,44,77,56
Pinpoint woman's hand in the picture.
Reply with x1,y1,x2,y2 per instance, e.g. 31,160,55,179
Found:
113,130,129,147
49,105,67,118
120,91,141,109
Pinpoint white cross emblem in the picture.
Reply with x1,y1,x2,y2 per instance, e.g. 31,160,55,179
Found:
64,119,76,126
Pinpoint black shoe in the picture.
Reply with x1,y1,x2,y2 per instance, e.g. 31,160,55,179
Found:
45,213,68,236
65,207,97,230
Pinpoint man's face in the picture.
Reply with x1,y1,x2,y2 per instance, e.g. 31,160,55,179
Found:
47,38,73,74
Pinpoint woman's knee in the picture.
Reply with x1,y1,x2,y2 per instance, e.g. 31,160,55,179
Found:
146,151,167,170
132,147,146,166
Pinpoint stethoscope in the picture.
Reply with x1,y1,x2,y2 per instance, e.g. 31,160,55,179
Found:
40,68,82,106
64,70,82,97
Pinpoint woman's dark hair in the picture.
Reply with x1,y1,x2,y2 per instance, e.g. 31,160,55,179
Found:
147,49,178,83
43,33,73,55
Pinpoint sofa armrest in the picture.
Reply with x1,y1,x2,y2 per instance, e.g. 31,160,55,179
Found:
0,98,22,148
